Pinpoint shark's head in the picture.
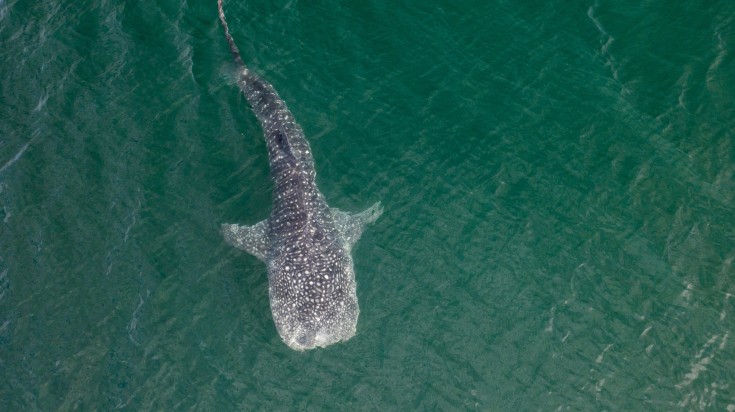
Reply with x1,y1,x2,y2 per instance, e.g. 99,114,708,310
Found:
268,247,360,351
273,284,360,351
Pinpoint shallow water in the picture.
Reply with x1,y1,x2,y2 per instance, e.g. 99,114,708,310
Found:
1,0,734,410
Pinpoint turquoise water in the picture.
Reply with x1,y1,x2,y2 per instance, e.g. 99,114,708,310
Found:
1,0,734,409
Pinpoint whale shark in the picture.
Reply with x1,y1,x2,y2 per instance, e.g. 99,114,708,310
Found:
217,0,382,351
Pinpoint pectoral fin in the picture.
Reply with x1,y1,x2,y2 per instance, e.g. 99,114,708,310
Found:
221,220,269,261
332,201,383,250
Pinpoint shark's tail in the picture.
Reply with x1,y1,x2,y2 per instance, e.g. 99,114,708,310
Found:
218,0,245,68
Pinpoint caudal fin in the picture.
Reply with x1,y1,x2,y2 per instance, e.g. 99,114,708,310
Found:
217,0,245,68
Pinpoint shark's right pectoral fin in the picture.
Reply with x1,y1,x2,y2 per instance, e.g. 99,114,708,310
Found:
221,220,269,261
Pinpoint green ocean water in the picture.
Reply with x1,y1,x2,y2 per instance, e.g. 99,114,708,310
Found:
1,0,734,409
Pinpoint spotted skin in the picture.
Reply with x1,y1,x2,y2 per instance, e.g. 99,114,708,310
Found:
218,0,382,350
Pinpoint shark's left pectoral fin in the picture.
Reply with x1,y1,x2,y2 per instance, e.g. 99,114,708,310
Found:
221,220,269,261
332,201,383,249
